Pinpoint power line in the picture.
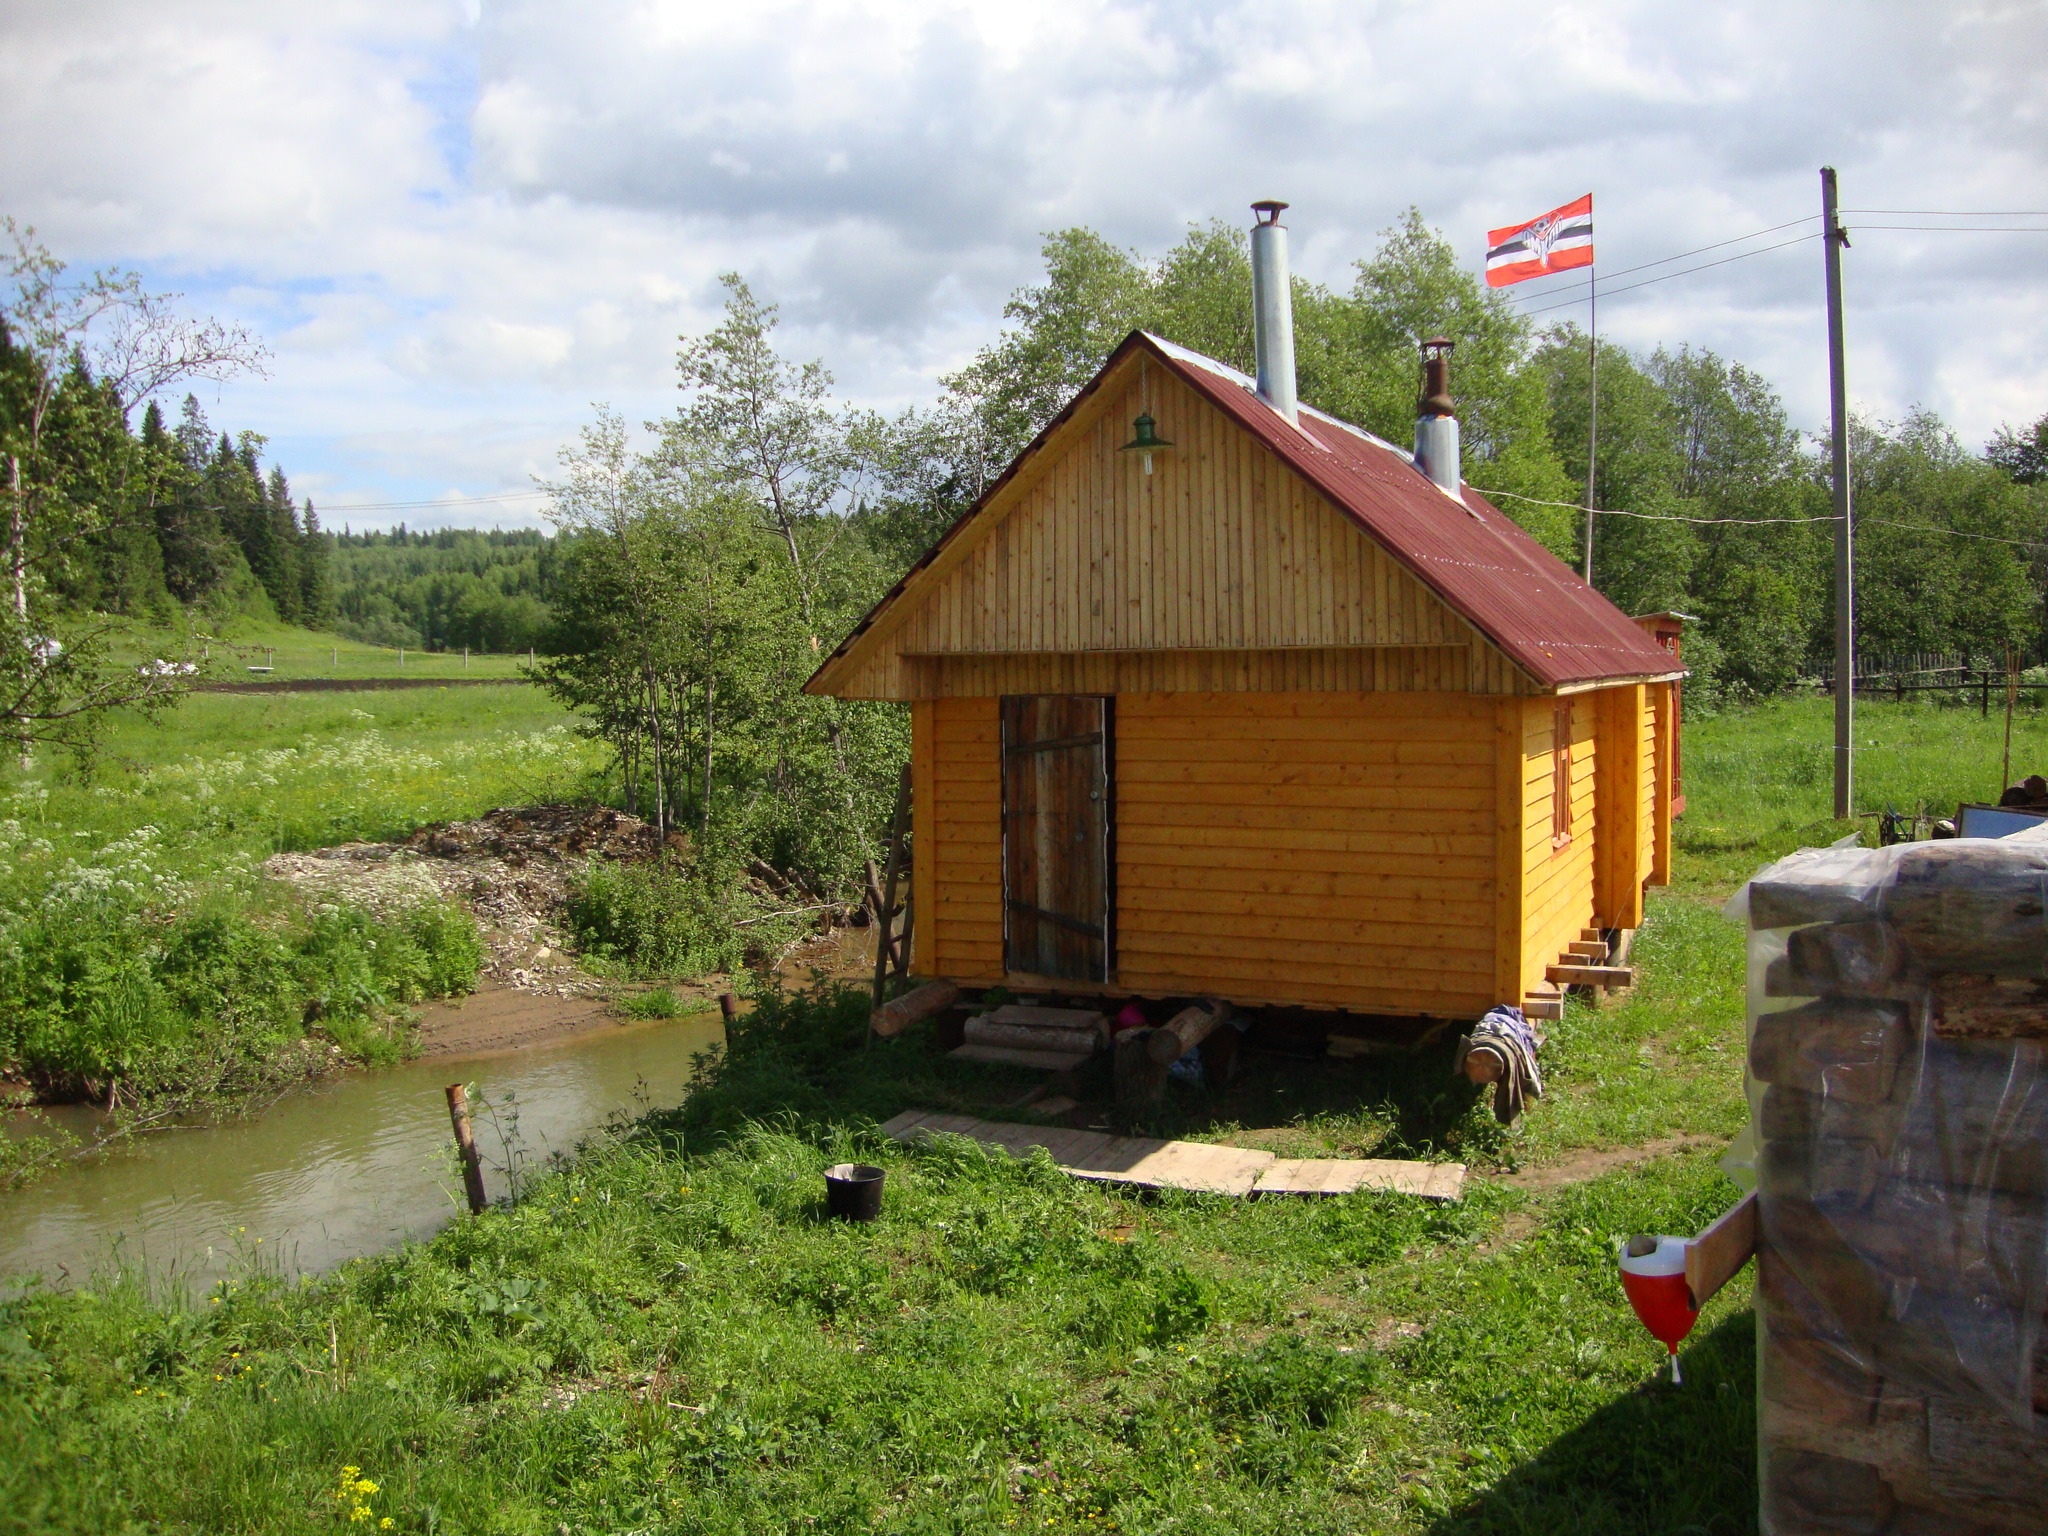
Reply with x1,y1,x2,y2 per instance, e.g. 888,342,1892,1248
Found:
1497,215,1821,302
1474,487,1831,525
1477,486,2048,547
1514,232,1823,318
1848,224,2048,234
1842,208,2048,217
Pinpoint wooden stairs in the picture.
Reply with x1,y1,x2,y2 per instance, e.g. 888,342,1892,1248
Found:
1522,928,1637,1020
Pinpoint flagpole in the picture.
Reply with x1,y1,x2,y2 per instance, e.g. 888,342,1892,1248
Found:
1584,264,1598,583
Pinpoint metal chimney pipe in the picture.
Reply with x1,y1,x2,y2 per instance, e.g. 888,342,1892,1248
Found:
1414,336,1461,496
1250,201,1297,423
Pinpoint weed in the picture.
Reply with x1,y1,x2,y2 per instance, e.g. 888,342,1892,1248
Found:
619,986,684,1019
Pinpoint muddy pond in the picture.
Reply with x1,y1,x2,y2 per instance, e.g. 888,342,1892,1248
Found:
0,1008,726,1295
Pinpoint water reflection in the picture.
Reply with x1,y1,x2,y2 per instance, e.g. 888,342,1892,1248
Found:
0,1011,724,1293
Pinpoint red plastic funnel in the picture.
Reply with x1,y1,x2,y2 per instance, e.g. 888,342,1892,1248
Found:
1618,1234,1698,1383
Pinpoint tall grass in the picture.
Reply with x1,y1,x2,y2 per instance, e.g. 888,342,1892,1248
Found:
1678,692,2048,890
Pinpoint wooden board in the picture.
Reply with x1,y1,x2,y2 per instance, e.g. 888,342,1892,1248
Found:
982,1004,1109,1032
1001,695,1110,982
879,1111,1461,1201
948,1043,1095,1072
1253,1158,1465,1200
1685,1190,1756,1308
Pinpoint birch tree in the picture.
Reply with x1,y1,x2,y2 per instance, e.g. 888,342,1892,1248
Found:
0,220,266,763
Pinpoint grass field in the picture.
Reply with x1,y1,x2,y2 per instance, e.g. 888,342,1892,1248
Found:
122,619,534,683
0,692,2038,1534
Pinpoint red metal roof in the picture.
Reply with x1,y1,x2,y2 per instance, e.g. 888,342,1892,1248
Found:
809,330,1681,695
1141,334,1678,691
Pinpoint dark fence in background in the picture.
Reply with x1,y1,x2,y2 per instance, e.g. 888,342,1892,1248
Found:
1803,649,2048,710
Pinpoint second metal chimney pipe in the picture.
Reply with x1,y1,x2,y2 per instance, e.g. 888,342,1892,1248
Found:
1250,200,1297,424
1414,336,1462,497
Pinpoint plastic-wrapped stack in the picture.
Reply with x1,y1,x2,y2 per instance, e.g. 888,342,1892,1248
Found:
1737,833,2048,1534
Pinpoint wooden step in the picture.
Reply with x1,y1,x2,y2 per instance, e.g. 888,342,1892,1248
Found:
1523,995,1563,1021
949,1043,1095,1073
1580,928,1603,943
1566,940,1609,961
1546,963,1636,988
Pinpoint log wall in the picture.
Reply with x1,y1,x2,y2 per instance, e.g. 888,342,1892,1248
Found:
1111,691,1499,1015
910,688,1504,1015
1517,692,1599,998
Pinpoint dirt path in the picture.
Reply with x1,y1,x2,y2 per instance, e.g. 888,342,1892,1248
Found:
1497,1132,1726,1192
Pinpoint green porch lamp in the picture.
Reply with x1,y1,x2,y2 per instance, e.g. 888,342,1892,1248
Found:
1119,412,1173,474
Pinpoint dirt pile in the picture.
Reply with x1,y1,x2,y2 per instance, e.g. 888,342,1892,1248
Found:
262,805,679,996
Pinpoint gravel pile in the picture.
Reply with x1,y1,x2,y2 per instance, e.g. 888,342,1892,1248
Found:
261,805,679,996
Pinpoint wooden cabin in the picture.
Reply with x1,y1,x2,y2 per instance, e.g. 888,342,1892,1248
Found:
807,324,1684,1025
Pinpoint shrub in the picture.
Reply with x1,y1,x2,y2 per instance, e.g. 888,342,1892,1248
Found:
619,987,683,1019
566,854,759,978
0,895,482,1097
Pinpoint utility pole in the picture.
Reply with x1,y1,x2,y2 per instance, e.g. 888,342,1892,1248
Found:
1823,167,1854,820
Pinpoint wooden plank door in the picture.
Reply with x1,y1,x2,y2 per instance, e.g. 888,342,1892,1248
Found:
1001,695,1111,981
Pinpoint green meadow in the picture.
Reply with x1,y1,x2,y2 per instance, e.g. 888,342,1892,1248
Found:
0,692,2039,1534
119,618,535,683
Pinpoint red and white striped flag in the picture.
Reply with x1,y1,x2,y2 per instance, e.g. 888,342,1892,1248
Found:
1486,194,1594,287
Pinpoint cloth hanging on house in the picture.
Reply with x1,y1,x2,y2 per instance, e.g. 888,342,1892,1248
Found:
1456,1005,1545,1125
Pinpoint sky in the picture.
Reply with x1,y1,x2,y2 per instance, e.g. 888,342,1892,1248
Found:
1,0,2044,531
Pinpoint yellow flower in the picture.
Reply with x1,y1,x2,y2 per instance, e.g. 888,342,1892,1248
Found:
353,1479,379,1495
380,1522,394,1531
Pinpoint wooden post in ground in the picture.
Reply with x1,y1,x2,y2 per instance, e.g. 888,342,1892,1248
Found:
444,1084,487,1214
2003,642,2018,792
718,992,738,1022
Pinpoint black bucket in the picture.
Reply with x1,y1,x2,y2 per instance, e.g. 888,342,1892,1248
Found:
823,1163,886,1222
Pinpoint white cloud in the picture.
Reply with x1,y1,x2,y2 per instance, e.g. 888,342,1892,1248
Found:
1,0,2044,526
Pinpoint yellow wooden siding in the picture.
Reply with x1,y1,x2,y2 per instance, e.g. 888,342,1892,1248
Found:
1639,684,1661,892
813,355,1535,700
1112,692,1499,1015
916,697,1005,982
1519,692,1598,996
1650,681,1675,885
893,644,1510,698
1592,684,1647,931
1492,697,1532,1004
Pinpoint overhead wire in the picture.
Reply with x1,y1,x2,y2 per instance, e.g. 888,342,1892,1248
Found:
1841,208,2048,217
1849,225,2048,234
1512,232,1824,317
1496,214,1821,301
1494,208,2048,320
1475,487,2048,548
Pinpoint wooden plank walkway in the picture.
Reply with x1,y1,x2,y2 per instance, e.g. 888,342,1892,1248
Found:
878,1111,1463,1201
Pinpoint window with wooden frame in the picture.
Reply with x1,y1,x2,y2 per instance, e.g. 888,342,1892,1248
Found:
1550,699,1574,849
